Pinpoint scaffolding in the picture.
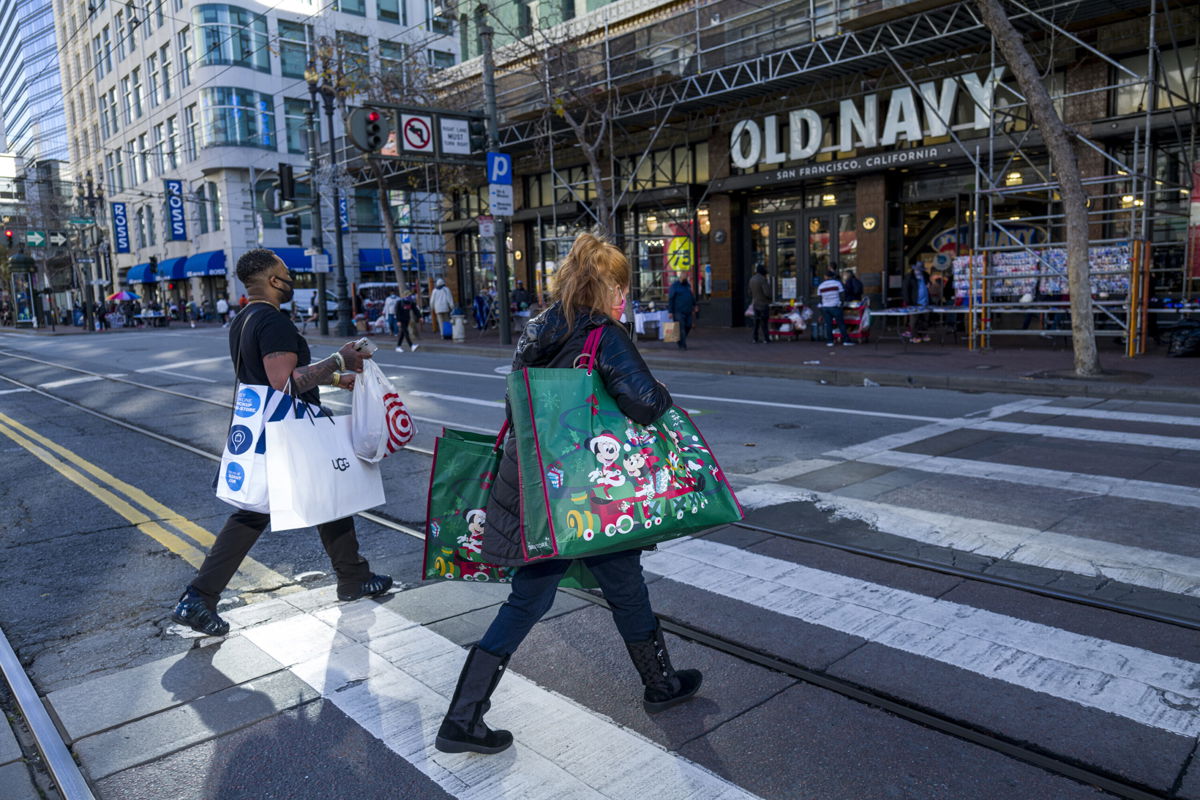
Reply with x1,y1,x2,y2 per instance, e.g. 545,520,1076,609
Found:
415,0,1196,336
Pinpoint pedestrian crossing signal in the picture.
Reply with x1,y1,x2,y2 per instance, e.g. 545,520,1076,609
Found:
285,215,302,246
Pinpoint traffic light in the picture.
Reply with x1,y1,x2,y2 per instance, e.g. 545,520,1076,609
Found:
278,163,295,202
4,230,11,247
284,215,302,246
468,118,487,153
347,107,391,153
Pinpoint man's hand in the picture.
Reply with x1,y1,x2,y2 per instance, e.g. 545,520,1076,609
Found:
338,341,369,371
337,373,356,391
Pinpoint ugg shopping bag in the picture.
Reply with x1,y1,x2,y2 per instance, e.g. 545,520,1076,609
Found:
508,327,743,562
423,425,596,588
265,408,386,531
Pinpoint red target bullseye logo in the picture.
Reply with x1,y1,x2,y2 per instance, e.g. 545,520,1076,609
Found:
383,392,414,452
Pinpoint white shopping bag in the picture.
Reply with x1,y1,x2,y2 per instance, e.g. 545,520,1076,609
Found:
215,384,293,513
266,409,386,531
351,359,415,463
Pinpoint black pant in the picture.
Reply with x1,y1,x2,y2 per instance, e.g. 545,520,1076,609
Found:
752,305,770,342
190,509,371,608
674,311,692,348
396,325,413,348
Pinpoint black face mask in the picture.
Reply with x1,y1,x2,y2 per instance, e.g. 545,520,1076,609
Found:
275,275,295,304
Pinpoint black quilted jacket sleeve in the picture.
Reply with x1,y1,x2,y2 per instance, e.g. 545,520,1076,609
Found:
594,324,672,425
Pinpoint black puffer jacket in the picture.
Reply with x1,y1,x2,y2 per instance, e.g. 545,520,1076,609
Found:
481,304,672,565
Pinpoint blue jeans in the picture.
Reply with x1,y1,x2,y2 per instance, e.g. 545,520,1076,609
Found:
821,306,848,342
478,549,657,656
386,314,397,335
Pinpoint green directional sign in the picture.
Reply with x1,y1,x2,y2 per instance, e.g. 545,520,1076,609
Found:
26,230,46,247
69,217,95,226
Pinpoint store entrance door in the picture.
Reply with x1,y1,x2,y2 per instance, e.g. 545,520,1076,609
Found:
749,215,800,303
802,209,857,297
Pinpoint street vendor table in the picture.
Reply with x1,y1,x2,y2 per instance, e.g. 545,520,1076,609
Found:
633,310,670,340
134,312,169,328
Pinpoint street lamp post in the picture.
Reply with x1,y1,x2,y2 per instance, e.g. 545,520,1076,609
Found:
304,69,330,337
306,62,355,338
75,172,105,332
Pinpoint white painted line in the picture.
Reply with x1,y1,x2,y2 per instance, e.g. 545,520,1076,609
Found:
645,538,1200,737
969,419,1200,451
826,398,1050,461
38,374,126,389
243,593,762,800
1024,405,1200,428
408,390,505,409
860,450,1200,509
150,369,218,383
375,362,506,381
0,388,31,395
135,356,227,373
316,394,496,434
734,483,1200,597
670,392,944,422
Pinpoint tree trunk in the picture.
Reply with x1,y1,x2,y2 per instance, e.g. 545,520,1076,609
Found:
371,158,407,295
975,0,1101,376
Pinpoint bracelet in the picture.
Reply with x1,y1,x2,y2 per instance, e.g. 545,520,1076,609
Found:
330,370,342,387
332,351,346,370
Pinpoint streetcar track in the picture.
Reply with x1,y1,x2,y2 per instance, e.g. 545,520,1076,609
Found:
0,361,1178,800
2,353,1193,632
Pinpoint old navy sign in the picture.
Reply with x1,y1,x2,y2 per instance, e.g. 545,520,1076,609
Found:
730,68,1005,170
111,202,130,253
164,179,187,241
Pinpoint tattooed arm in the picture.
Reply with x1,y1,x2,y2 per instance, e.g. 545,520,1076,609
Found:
262,341,369,394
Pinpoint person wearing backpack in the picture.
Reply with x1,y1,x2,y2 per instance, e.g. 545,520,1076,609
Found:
435,233,702,756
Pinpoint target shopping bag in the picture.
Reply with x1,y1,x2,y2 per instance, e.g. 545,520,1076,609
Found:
351,359,416,462
508,327,743,561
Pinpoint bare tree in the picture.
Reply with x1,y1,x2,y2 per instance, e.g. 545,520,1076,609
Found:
975,0,1101,376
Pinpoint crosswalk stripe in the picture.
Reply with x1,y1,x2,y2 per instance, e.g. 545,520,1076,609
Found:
0,387,31,395
37,374,125,389
134,356,227,373
859,450,1200,508
408,390,506,408
734,483,1200,597
970,419,1200,451
1025,405,1200,428
242,597,761,800
644,538,1200,737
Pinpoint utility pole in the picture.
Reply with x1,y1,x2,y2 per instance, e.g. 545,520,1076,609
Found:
325,95,355,338
478,5,512,345
305,93,329,336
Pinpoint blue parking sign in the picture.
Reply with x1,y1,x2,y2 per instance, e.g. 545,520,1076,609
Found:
487,152,512,185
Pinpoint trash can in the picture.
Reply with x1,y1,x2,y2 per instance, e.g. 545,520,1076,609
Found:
451,313,466,342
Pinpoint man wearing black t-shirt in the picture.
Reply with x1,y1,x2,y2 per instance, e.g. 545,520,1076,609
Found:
171,249,393,637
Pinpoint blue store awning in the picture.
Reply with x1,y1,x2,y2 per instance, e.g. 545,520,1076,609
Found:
184,250,227,277
126,263,157,283
274,247,328,274
359,248,425,273
157,257,187,281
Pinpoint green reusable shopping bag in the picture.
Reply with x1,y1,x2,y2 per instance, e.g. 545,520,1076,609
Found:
507,327,743,561
422,424,597,589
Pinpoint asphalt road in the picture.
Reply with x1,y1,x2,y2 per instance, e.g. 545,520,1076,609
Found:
1,326,1197,800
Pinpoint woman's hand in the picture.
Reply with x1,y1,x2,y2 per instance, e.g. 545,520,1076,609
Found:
337,373,357,391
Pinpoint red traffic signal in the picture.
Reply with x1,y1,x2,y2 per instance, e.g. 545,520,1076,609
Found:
4,229,11,247
367,111,380,122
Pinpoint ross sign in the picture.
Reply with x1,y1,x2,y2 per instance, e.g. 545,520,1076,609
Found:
478,215,495,239
111,202,130,253
400,114,434,153
487,152,512,185
311,253,329,273
25,230,46,247
440,118,471,156
164,179,187,241
487,184,513,216
729,68,1004,170
49,231,68,246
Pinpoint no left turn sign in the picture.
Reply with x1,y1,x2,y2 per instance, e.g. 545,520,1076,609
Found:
400,114,434,153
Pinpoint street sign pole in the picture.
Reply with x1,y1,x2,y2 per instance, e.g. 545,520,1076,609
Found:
478,5,512,346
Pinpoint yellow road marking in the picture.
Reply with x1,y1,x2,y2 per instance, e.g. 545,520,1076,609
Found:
0,412,295,594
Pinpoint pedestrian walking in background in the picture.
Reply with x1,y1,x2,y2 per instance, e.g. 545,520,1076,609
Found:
748,264,772,343
435,233,702,756
431,278,453,334
667,274,696,350
383,291,400,336
902,262,932,342
395,299,418,352
512,280,531,310
817,269,853,347
170,248,392,637
217,296,230,326
842,269,864,303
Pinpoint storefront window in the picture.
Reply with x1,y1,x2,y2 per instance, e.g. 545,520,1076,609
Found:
193,5,270,72
627,206,699,306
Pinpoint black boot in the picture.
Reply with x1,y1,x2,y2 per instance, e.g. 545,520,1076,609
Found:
625,626,702,713
435,646,514,754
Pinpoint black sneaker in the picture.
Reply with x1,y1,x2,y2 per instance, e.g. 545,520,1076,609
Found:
338,574,394,602
171,591,230,637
